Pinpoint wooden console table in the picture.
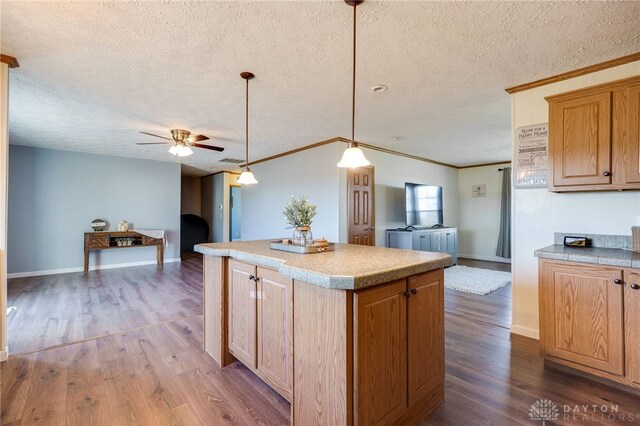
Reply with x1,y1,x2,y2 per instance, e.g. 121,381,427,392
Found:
84,231,164,274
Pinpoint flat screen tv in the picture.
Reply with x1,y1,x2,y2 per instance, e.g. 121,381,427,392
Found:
405,183,443,227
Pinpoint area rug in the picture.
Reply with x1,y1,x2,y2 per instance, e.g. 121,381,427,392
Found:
444,265,511,295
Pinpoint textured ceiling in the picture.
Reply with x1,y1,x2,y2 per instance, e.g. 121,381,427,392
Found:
2,1,639,176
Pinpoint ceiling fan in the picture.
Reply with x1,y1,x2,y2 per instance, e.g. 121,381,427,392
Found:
137,129,224,157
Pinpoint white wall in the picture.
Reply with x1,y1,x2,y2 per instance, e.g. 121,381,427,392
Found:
180,176,201,216
353,146,459,247
242,143,343,242
242,142,459,246
457,163,511,263
511,60,640,339
7,146,181,275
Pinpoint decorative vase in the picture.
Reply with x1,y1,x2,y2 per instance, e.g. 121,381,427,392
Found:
293,226,313,246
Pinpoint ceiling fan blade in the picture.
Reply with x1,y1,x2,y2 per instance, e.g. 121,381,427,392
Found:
192,143,224,152
186,134,209,143
136,142,170,145
140,131,171,141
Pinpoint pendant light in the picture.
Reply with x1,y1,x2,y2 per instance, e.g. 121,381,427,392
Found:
337,0,371,168
237,71,258,185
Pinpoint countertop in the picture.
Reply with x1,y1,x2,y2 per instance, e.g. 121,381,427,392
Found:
534,244,640,268
194,240,453,290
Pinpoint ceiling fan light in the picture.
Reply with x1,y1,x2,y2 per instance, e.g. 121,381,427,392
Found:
176,145,193,157
237,168,258,185
337,145,370,168
168,145,179,155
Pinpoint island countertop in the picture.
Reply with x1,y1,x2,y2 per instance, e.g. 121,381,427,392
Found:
194,240,452,290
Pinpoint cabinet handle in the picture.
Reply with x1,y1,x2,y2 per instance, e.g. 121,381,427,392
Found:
404,291,411,298
613,278,623,285
410,288,417,295
249,275,259,282
603,171,612,177
631,284,640,290
420,236,425,239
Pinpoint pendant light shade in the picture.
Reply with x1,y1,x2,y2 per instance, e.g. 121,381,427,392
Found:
239,71,258,185
237,169,258,185
338,0,371,169
337,144,370,168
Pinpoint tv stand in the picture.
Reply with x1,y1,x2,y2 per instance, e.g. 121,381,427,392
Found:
386,227,457,263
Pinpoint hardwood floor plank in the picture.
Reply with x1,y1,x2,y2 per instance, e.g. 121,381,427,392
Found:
4,253,640,426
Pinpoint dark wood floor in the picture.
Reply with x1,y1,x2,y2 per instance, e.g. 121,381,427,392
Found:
3,254,640,425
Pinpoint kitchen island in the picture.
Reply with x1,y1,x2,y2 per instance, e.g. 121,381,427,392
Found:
195,240,452,425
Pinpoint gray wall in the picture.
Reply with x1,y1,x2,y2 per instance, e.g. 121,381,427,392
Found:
8,145,181,274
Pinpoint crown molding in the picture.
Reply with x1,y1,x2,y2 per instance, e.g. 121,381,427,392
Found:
505,52,640,94
0,54,19,68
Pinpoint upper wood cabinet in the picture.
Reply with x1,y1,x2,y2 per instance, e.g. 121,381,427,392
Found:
546,75,640,192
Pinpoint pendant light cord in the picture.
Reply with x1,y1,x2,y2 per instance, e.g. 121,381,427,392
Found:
351,3,357,148
245,77,249,169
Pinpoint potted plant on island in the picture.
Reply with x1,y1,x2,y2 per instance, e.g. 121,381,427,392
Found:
283,196,317,246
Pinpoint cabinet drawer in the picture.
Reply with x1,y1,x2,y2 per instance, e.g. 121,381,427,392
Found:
142,236,163,245
88,233,109,248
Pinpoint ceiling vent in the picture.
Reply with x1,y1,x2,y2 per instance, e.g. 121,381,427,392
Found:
219,158,244,164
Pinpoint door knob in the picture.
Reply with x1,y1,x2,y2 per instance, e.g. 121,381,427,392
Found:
613,278,623,285
404,291,411,298
410,288,417,295
603,171,612,177
365,227,375,231
631,284,640,290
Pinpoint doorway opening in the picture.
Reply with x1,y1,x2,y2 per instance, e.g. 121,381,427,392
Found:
230,185,242,241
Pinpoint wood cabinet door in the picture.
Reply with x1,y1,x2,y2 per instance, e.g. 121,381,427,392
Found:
407,269,444,407
228,259,257,369
354,280,407,426
624,84,640,183
549,92,612,187
257,267,293,400
624,271,640,384
413,233,431,251
540,261,624,375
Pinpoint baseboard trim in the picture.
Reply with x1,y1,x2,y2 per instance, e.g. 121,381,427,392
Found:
0,348,8,362
7,258,182,279
458,254,511,264
510,324,539,340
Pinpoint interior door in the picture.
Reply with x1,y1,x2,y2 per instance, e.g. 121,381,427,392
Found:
228,259,257,369
407,270,444,407
348,167,375,245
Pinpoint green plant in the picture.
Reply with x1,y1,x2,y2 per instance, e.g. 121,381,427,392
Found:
283,195,317,228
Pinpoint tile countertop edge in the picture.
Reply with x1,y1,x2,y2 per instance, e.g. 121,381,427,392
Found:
534,244,640,268
194,243,453,290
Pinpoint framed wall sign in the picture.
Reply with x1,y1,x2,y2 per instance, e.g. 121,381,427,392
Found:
514,122,548,188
